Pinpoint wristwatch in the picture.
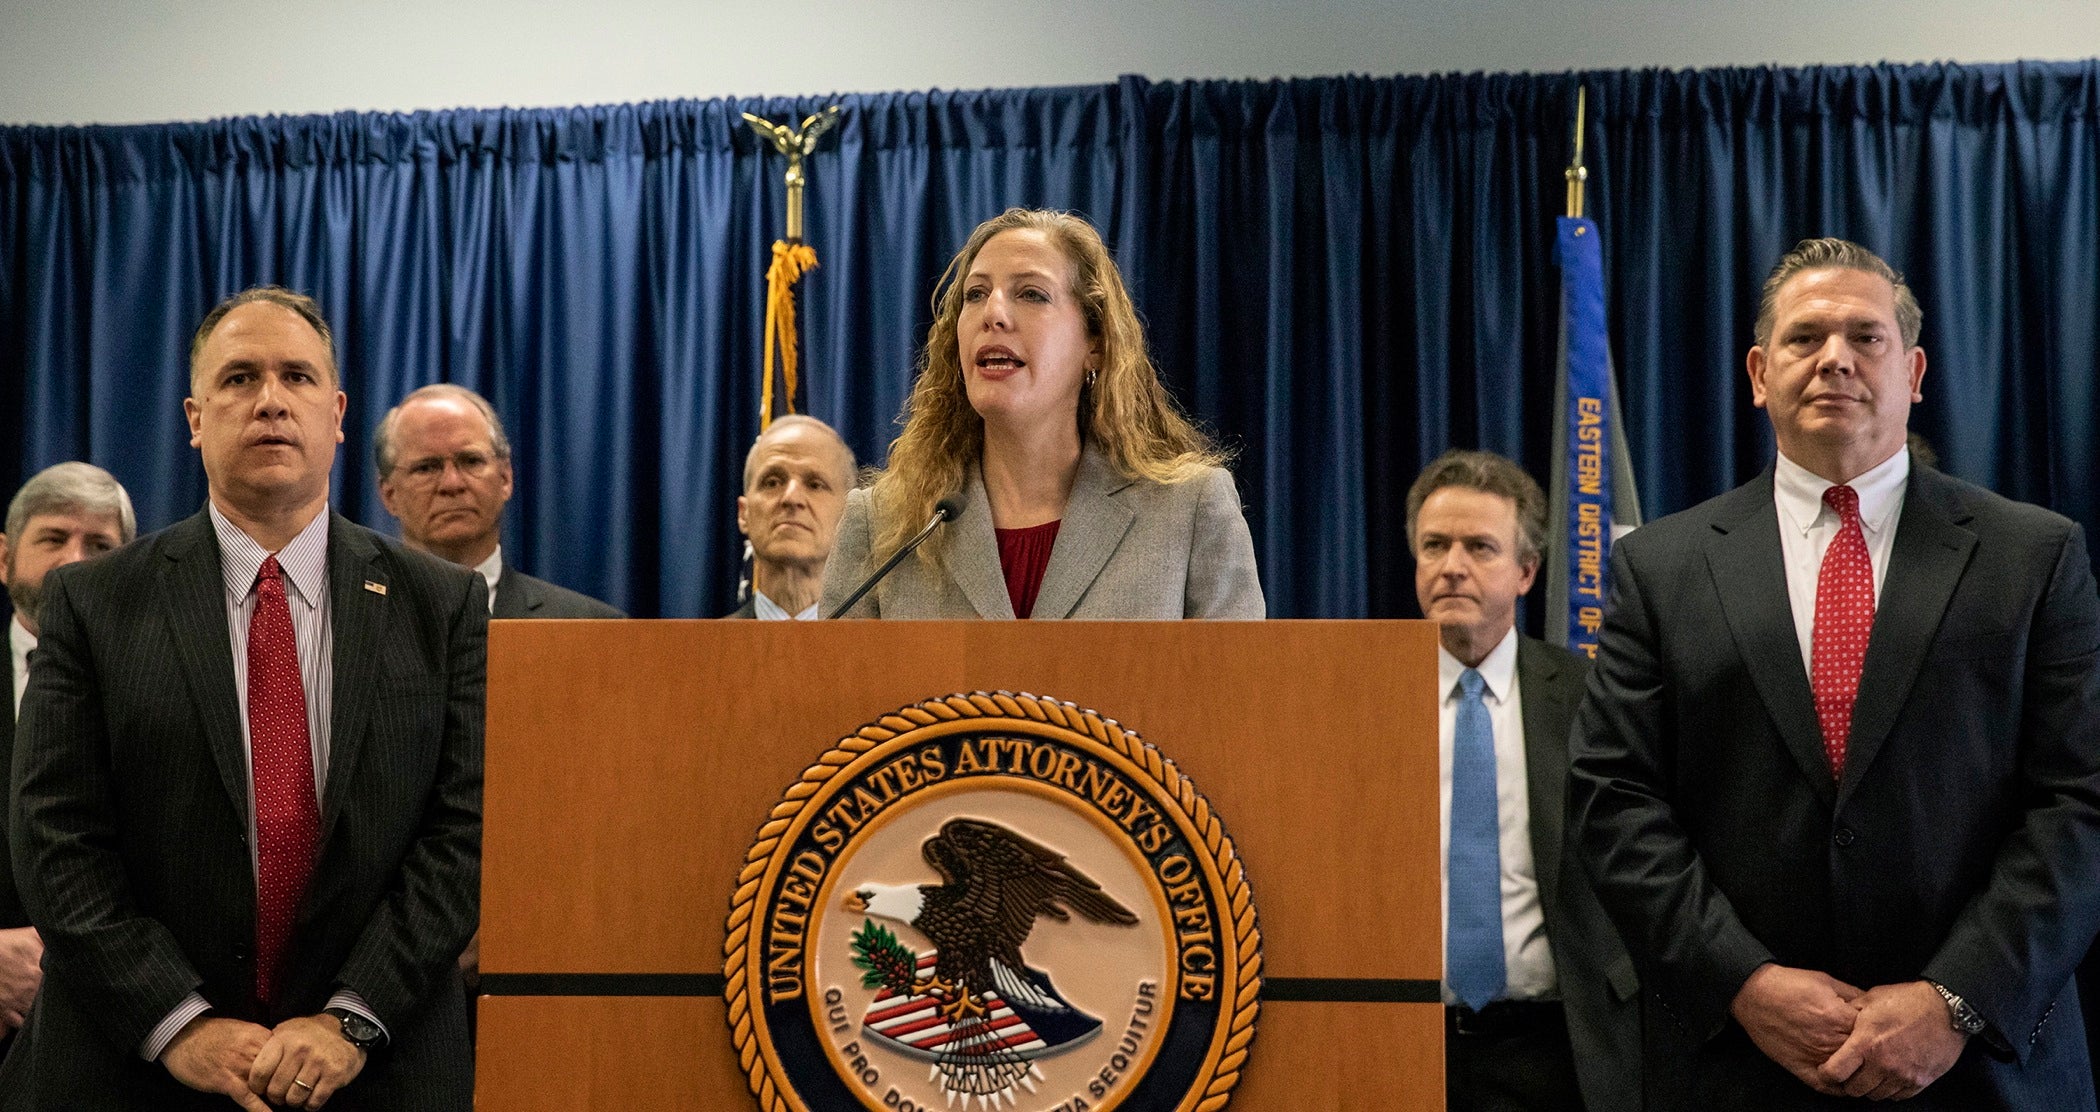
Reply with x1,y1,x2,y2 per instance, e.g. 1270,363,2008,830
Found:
324,1006,387,1051
1927,980,1986,1036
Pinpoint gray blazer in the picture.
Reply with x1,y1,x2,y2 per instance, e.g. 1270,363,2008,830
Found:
821,446,1265,619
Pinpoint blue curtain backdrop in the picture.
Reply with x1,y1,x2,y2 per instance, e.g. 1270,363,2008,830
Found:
2,62,2095,618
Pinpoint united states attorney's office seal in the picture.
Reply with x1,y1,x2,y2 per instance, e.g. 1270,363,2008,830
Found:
725,692,1262,1112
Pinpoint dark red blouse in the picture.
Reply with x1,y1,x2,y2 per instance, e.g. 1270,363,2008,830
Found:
994,520,1061,619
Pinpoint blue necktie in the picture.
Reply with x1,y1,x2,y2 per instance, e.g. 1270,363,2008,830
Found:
1448,667,1506,1011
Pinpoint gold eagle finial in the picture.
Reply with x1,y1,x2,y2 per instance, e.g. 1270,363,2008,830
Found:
742,106,842,241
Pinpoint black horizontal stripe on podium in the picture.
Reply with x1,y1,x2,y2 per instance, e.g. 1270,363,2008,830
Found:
478,973,1438,1004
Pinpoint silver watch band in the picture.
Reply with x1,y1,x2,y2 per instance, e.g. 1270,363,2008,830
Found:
1928,980,1985,1035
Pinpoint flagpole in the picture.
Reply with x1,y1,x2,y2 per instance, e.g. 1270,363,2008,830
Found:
743,106,842,430
1564,87,1587,220
1546,81,1643,653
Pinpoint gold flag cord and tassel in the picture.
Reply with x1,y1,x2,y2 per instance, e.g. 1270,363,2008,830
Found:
760,240,818,428
744,106,841,431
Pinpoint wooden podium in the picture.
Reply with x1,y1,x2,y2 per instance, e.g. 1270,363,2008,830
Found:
476,620,1442,1110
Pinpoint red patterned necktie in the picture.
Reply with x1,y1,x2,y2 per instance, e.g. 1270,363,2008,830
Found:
1812,485,1875,778
249,554,319,1004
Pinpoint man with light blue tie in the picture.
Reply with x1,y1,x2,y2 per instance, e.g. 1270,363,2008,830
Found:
1409,450,1639,1112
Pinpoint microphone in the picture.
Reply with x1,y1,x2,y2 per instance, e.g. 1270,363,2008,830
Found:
826,496,965,619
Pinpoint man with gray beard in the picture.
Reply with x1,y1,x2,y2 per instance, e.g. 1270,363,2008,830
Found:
0,462,136,1062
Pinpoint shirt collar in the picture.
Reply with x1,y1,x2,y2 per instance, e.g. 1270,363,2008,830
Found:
1436,625,1519,703
753,590,820,622
1774,446,1910,539
475,546,503,611
10,615,29,720
11,613,33,665
210,501,331,606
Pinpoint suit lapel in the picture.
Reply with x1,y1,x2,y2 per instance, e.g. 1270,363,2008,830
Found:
1516,638,1572,914
1704,472,1838,805
161,511,253,829
945,466,1016,620
1836,468,1976,804
1032,447,1136,620
324,515,383,830
493,561,535,619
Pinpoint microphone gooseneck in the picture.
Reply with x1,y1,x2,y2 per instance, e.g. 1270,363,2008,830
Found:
825,497,964,619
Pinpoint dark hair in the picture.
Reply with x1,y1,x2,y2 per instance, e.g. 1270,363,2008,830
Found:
1405,449,1548,565
189,286,337,387
1754,238,1922,348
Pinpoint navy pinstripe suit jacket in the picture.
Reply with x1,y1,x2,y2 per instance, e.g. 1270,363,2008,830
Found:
2,510,484,1110
1571,465,2100,1110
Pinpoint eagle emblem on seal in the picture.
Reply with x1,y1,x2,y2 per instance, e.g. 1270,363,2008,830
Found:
845,818,1138,1105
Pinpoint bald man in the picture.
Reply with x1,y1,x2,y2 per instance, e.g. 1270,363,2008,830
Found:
729,416,855,620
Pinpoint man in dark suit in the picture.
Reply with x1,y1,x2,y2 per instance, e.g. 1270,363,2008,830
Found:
6,287,483,1110
374,383,623,620
372,383,617,1023
1571,238,2100,1109
727,415,854,619
0,462,136,1062
1409,449,1640,1112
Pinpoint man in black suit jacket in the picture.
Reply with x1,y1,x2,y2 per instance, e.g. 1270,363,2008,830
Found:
490,566,623,620
725,415,854,619
375,383,623,620
372,383,617,1028
0,462,136,1062
1410,450,1640,1111
6,287,483,1111
1571,239,2100,1109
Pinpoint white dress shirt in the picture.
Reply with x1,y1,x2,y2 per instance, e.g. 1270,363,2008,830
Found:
474,546,503,614
145,505,383,1060
11,614,33,719
1438,628,1557,1004
214,504,335,797
1774,448,1908,674
753,590,820,621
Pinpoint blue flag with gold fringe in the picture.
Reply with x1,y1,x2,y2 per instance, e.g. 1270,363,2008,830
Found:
1546,216,1642,656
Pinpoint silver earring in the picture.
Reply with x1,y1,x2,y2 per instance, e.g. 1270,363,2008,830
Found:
1085,369,1098,387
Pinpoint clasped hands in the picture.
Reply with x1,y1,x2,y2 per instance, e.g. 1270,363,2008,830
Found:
162,1012,366,1111
0,925,43,1032
1731,963,1968,1101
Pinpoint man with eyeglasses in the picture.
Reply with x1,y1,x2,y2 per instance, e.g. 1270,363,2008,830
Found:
372,382,621,1047
373,385,623,620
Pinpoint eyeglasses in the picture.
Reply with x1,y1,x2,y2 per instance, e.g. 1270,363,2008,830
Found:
394,451,502,487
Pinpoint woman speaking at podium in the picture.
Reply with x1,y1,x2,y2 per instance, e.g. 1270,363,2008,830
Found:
822,208,1264,620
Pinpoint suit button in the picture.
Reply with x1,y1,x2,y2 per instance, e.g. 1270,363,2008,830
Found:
232,943,252,962
1833,827,1856,846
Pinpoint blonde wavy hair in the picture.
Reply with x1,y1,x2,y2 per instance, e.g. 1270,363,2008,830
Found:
867,208,1226,561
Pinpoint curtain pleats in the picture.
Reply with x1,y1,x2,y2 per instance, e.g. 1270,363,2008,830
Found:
3,62,2094,618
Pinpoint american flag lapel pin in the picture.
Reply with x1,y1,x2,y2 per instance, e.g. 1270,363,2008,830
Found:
364,580,388,596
